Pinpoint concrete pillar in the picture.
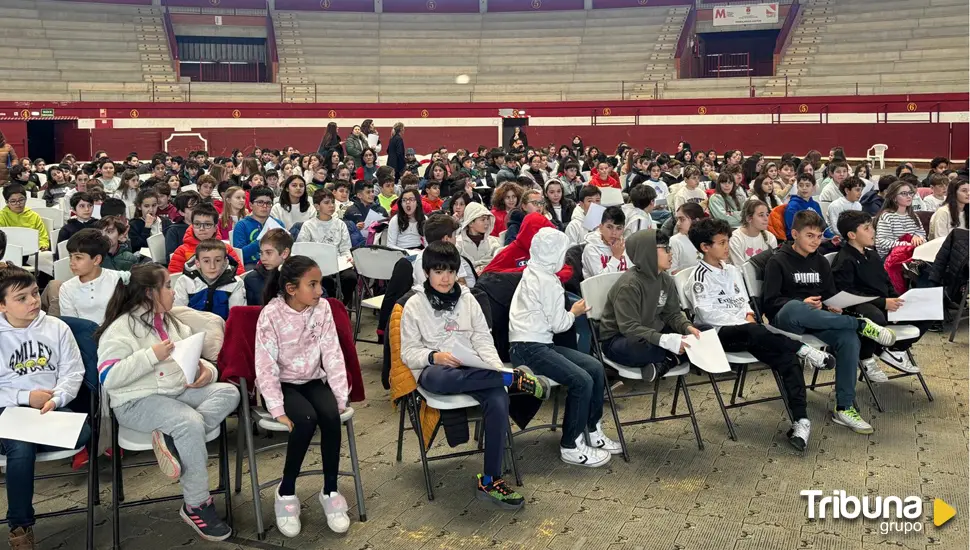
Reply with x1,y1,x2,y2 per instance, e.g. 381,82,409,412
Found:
375,0,383,13
584,0,592,10
481,0,487,14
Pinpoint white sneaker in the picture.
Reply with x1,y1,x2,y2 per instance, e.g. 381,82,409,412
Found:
588,423,623,455
879,349,920,373
861,357,889,383
798,346,835,370
560,435,610,468
319,491,350,534
831,407,874,434
787,418,811,451
274,485,302,538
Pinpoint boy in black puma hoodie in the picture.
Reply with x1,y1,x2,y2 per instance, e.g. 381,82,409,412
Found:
762,210,896,435
598,230,701,381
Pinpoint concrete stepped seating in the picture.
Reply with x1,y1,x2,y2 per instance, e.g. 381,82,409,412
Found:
803,48,967,65
824,16,955,33
780,59,957,76
791,82,968,96
834,0,965,13
812,35,967,53
779,70,969,87
830,6,958,21
793,24,966,43
663,77,773,90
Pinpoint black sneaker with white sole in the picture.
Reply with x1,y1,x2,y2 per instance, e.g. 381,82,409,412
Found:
180,497,232,542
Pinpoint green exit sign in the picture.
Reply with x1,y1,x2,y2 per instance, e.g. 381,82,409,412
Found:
40,109,54,117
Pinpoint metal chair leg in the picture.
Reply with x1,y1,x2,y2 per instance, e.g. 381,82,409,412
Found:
237,380,266,539
604,375,629,462
708,373,737,441
395,401,406,462
86,436,96,550
408,394,436,501
111,416,121,550
949,291,967,343
234,415,244,494
505,418,522,487
670,373,681,416
219,421,233,528
859,369,883,412
550,389,560,432
345,417,367,522
679,378,704,451
650,376,660,420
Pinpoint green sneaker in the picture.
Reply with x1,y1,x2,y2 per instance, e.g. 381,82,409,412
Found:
858,317,897,347
831,407,874,435
476,475,524,510
512,367,550,400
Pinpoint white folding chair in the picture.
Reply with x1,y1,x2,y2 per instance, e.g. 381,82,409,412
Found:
170,272,182,287
147,233,166,263
33,207,64,231
581,272,703,461
41,218,54,247
824,252,837,265
350,246,406,342
292,242,345,300
2,227,41,273
53,257,72,281
1,244,23,267
599,187,624,207
26,197,46,210
57,239,69,260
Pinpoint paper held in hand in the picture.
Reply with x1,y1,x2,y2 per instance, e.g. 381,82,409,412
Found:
256,217,285,242
887,287,944,322
683,329,731,374
582,203,606,231
823,291,878,309
450,340,513,373
0,407,88,448
171,332,205,383
363,209,386,228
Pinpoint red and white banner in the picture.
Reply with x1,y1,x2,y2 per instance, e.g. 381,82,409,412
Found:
712,3,779,27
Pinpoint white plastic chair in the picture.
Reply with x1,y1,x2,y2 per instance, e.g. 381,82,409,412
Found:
350,246,406,342
57,239,69,260
26,197,46,210
866,144,888,170
599,187,624,207
293,242,345,300
34,207,64,231
147,233,166,263
2,227,41,272
580,271,703,459
1,244,23,267
41,218,54,245
53,257,72,281
170,272,182,287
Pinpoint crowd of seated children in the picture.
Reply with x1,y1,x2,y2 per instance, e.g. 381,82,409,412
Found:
565,185,601,246
169,203,245,275
761,210,897,435
874,181,926,259
455,201,501,273
0,185,50,251
621,184,657,238
401,241,547,509
172,238,245,320
254,256,352,536
387,189,426,250
97,264,240,542
729,199,777,267
581,206,630,279
0,267,88,550
824,176,864,238
271,176,315,230
235,187,284,270
60,230,131,324
598,230,702,381
929,178,969,240
684,218,834,450
297,189,357,302
669,203,705,274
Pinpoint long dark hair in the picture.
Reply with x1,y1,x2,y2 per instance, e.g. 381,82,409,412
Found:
263,255,319,306
396,188,426,236
322,122,339,146
360,119,375,136
751,176,780,209
877,181,919,226
279,175,310,213
714,173,740,211
945,178,969,229
96,264,183,342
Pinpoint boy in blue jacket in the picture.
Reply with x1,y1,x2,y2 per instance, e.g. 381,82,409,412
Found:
173,239,245,319
233,187,284,270
785,173,834,240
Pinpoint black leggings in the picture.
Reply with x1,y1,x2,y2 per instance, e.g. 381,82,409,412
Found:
279,379,342,496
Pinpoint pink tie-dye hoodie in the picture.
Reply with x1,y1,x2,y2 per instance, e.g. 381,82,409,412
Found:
254,296,349,418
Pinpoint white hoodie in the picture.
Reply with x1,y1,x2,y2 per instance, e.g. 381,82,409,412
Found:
621,203,655,238
455,201,501,269
508,228,576,344
297,216,352,255
565,204,590,246
0,311,84,409
581,230,630,278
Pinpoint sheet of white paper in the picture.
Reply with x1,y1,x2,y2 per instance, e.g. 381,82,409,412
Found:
363,209,386,228
450,340,512,372
582,202,606,231
91,204,101,219
912,238,945,263
684,329,731,374
888,287,944,322
338,254,353,272
366,133,380,149
171,332,205,383
0,407,88,448
256,217,285,242
823,291,878,309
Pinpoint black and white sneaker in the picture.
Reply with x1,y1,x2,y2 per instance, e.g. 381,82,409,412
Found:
560,435,610,468
879,349,919,373
798,346,835,371
787,418,811,451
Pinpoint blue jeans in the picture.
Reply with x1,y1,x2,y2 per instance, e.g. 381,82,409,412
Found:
603,334,668,367
772,300,861,409
509,342,604,448
651,209,672,225
0,408,92,529
565,292,591,355
418,366,509,479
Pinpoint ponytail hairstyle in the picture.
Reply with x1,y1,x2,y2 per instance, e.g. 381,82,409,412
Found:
945,178,970,229
96,263,183,343
741,198,771,242
751,176,780,209
262,255,320,306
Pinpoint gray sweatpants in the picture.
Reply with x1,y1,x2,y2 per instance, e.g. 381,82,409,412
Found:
114,383,240,507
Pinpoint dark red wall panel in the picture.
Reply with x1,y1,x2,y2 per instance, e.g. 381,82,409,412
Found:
382,0,479,13
0,122,28,159
59,0,151,4
276,0,374,11
54,124,91,161
951,123,969,161
163,0,267,8
488,0,583,12
592,0,692,6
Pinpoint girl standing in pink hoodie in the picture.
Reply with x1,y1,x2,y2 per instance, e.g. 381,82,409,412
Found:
254,256,350,537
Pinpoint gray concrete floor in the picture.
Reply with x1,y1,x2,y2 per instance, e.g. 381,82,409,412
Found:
6,314,969,550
